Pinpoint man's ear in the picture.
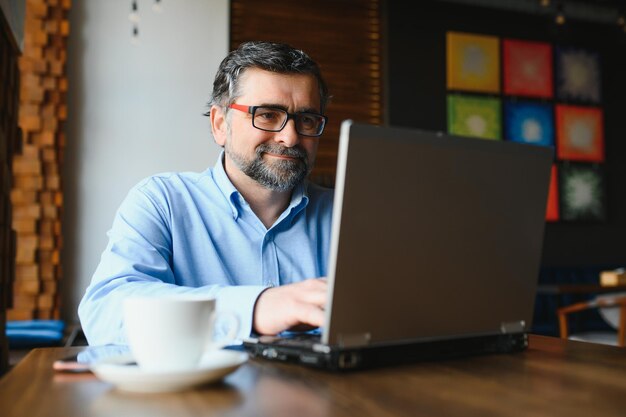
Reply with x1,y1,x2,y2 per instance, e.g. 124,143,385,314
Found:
210,105,227,147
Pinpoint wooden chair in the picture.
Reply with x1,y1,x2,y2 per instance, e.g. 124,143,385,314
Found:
558,294,626,347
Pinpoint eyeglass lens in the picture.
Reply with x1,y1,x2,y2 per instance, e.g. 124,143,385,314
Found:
253,107,325,136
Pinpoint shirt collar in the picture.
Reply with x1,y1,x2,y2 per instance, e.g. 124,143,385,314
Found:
213,151,241,219
212,150,310,221
286,181,309,219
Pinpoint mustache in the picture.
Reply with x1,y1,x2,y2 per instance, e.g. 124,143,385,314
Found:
256,143,308,160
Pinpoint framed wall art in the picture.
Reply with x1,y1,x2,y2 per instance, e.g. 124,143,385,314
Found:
504,101,554,147
446,31,500,94
546,164,559,222
555,47,602,104
503,39,553,98
558,163,606,222
555,105,604,162
447,94,501,140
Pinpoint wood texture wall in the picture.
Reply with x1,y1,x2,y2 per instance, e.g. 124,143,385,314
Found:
230,0,384,187
0,7,20,373
8,0,69,321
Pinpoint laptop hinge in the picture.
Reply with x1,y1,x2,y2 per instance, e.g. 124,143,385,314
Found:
500,320,526,334
338,332,371,348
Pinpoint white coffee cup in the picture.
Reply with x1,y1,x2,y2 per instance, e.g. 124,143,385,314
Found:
123,295,239,372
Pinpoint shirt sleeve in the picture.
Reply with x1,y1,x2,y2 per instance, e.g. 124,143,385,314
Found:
77,181,267,346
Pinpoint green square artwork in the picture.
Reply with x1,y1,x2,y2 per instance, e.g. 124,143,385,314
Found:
447,94,501,140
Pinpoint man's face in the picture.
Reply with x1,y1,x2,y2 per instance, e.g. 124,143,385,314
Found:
214,68,321,192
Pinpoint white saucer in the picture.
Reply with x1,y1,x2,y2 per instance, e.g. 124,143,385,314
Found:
91,350,248,393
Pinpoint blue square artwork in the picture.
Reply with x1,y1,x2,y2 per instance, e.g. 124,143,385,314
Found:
504,101,554,147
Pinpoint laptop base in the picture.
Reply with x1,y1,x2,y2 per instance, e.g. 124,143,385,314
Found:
243,333,528,371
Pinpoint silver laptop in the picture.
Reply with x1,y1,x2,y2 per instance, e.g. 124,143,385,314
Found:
244,120,553,370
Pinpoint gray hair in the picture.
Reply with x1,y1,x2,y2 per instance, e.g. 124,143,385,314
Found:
207,41,330,115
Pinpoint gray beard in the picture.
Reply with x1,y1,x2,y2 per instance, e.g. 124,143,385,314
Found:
226,142,311,192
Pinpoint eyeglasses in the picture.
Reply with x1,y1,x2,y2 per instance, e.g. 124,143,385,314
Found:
229,104,328,137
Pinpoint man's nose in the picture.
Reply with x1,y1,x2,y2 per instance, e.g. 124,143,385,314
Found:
274,118,300,147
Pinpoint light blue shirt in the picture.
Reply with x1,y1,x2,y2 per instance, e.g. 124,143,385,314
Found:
78,152,334,345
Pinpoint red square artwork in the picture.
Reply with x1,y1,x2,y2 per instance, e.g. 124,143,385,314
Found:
546,164,559,222
556,105,604,162
503,39,553,98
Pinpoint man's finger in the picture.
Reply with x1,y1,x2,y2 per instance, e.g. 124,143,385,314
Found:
296,303,325,328
299,288,327,308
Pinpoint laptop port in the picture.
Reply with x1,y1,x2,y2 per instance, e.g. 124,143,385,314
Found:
262,348,278,359
338,352,359,369
299,354,320,365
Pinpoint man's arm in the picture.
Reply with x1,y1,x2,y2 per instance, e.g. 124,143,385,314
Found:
78,181,267,346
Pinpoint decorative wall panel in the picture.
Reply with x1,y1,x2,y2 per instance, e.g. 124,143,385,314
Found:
9,0,70,321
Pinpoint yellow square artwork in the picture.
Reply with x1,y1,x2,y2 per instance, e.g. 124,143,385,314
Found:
447,31,500,93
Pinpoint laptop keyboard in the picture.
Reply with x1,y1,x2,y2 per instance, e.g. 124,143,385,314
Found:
259,333,321,347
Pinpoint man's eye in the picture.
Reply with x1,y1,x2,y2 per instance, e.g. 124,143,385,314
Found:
299,115,315,126
256,110,281,121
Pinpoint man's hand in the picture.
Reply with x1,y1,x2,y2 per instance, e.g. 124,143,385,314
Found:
253,278,327,335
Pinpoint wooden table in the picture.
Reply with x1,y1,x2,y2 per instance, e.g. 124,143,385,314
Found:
2,335,626,417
